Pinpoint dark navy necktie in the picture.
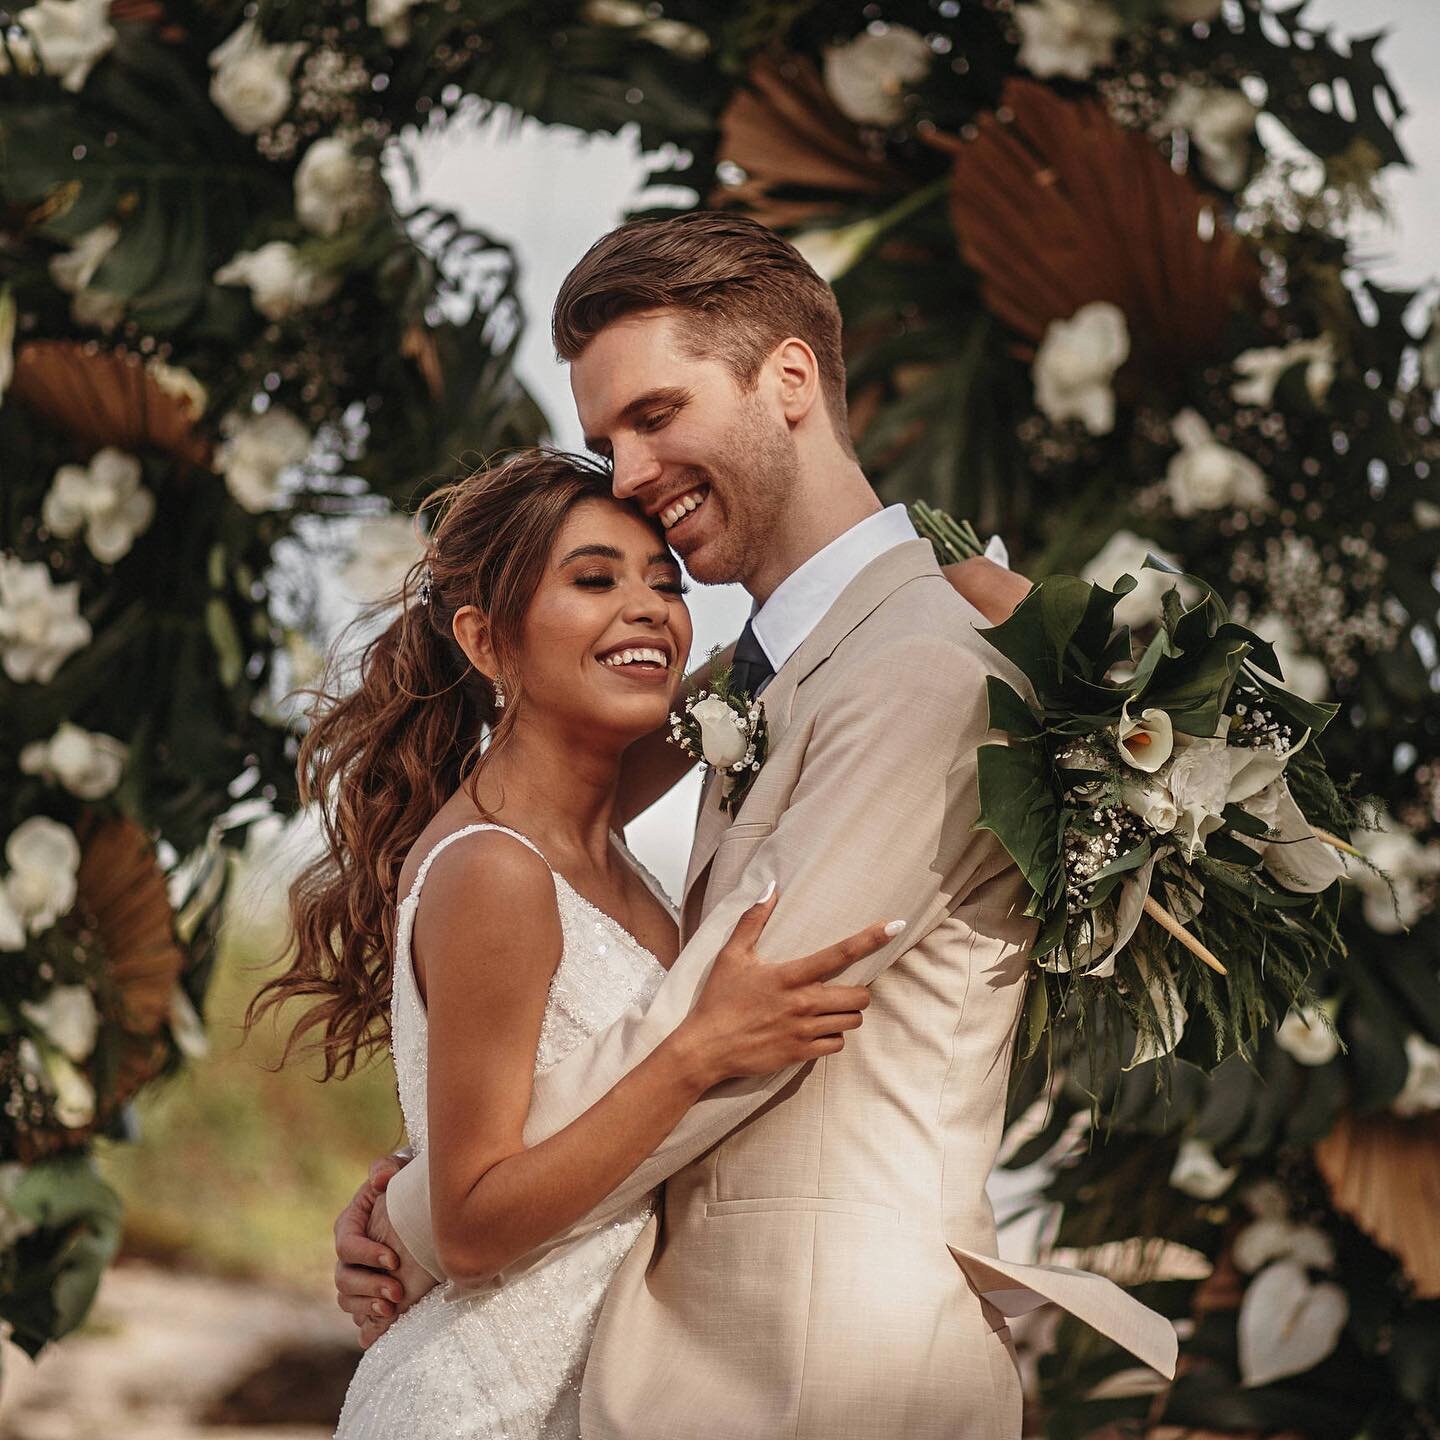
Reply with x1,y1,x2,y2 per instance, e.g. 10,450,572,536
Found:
730,618,775,697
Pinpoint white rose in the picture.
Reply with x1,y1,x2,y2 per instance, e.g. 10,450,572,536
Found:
1082,531,1192,635
1244,612,1329,703
1347,813,1440,933
690,695,750,769
1121,779,1178,834
0,286,16,403
369,0,428,45
20,721,127,799
214,407,313,513
21,984,99,1063
1166,408,1269,516
822,26,932,127
17,0,114,92
1032,302,1129,435
146,359,208,418
1275,1002,1339,1066
0,1163,37,1250
339,514,425,605
46,220,124,331
294,136,378,238
1233,1217,1334,1274
1168,1137,1238,1200
1392,1032,1440,1117
0,552,92,684
1164,737,1234,860
3,816,81,935
214,241,340,322
791,216,886,284
1162,83,1258,191
1231,335,1335,409
1116,700,1174,773
42,446,155,563
1015,0,1122,81
208,21,305,135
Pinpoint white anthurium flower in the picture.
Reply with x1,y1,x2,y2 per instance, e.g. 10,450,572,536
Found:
214,241,340,322
1168,1137,1237,1199
1245,612,1329,703
822,25,932,127
294,135,379,238
214,407,313,513
690,695,750,769
1231,335,1336,409
44,1047,95,1128
21,984,99,1063
1233,1216,1335,1274
169,983,209,1060
1128,953,1188,1070
47,220,124,331
1081,531,1192,635
792,216,887,284
0,553,92,684
146,359,208,419
339,514,425,605
368,0,429,45
0,884,24,952
1275,1000,1340,1066
4,816,82,934
1162,83,1259,191
1238,1259,1348,1387
1033,302,1130,435
17,0,115,92
20,721,127,799
0,286,16,403
1392,1032,1440,1117
1116,700,1173,773
1015,0,1123,81
1347,813,1440,934
208,20,305,134
0,1163,38,1250
42,446,155,564
1166,409,1269,516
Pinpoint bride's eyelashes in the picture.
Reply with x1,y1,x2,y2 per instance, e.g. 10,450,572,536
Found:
573,571,690,596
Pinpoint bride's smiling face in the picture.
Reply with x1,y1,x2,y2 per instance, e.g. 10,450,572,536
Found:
494,497,692,744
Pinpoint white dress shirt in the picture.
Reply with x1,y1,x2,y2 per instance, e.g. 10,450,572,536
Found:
750,504,919,679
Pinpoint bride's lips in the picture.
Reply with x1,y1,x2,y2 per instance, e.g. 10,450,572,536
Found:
594,640,674,686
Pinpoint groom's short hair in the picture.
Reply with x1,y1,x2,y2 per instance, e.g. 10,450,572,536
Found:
553,212,855,456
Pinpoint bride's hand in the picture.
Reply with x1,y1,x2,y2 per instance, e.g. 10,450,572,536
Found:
679,886,899,1087
355,1190,434,1348
335,1155,435,1346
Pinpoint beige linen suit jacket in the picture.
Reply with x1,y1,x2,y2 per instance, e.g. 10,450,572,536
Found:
387,540,1177,1438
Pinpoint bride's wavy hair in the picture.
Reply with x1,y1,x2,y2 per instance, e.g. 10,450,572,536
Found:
248,449,616,1078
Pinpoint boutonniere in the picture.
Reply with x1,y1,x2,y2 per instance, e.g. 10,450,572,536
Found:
669,657,769,817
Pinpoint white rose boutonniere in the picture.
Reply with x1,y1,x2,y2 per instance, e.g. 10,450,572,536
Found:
669,657,769,817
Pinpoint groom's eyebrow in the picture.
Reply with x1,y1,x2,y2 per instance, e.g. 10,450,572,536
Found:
582,386,690,456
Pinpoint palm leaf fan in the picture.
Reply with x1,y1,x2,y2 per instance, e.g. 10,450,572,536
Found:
710,54,908,229
931,78,1260,379
8,341,211,469
1314,1109,1440,1299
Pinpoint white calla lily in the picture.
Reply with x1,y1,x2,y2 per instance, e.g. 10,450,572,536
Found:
1275,1001,1340,1066
1168,1137,1236,1199
1116,701,1173,772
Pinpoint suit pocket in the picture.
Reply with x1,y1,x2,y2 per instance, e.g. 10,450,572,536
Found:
716,820,775,844
705,1196,899,1222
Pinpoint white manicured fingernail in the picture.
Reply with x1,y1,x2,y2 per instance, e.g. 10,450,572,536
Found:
758,880,776,903
884,920,906,937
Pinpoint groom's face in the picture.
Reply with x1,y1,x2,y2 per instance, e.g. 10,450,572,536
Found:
571,309,799,589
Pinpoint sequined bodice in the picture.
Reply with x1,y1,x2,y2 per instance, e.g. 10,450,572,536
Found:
336,823,671,1440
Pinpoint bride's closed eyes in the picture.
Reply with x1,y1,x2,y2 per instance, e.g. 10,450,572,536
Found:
572,569,690,596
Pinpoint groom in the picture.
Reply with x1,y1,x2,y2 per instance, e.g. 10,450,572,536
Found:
334,213,1175,1436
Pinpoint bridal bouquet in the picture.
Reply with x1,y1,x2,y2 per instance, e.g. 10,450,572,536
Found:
914,505,1363,1077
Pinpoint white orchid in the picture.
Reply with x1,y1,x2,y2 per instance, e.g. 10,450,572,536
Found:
1245,612,1329,703
339,514,425,605
1081,531,1191,635
294,135,379,238
0,286,16,404
690,695,750,768
42,446,155,563
1162,83,1259,191
208,20,305,135
214,241,340,322
1015,0,1122,81
1232,335,1335,409
368,0,429,45
1166,408,1269,516
47,221,124,331
822,26,932,127
1033,302,1130,435
3,816,81,936
214,407,313,513
1116,700,1174,773
1347,812,1440,933
1275,1001,1340,1066
146,359,208,418
17,0,114,92
1168,1137,1237,1199
1392,1032,1440,1117
20,721,127,799
21,984,98,1063
0,553,92,684
1238,1259,1348,1387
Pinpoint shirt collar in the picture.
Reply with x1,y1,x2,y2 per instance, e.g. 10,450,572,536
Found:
750,504,918,674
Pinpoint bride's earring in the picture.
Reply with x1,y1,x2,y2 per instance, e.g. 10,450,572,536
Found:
492,677,506,711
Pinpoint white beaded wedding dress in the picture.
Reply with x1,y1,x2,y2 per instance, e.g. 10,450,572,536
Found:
335,823,670,1440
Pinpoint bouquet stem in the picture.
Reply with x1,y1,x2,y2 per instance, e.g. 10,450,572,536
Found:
1143,895,1228,976
1313,828,1362,858
911,502,986,564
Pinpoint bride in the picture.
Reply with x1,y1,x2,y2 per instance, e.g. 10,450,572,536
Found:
250,450,894,1438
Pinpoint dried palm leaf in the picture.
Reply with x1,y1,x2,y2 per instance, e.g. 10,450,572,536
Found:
931,78,1259,376
711,53,907,230
1314,1109,1440,1298
8,340,211,468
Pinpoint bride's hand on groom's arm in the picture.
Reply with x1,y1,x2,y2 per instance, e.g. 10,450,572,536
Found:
943,556,1032,625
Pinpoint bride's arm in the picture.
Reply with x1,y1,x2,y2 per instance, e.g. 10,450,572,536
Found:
615,640,736,826
941,555,1032,624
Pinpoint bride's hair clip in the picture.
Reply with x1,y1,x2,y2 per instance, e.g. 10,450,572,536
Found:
417,565,434,607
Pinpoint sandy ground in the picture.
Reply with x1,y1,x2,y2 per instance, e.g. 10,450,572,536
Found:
0,1263,360,1440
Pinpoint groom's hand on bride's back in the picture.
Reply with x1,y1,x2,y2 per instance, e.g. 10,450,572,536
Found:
335,1153,437,1346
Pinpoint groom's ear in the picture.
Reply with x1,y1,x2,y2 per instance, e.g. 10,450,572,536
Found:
452,605,498,679
772,337,822,425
